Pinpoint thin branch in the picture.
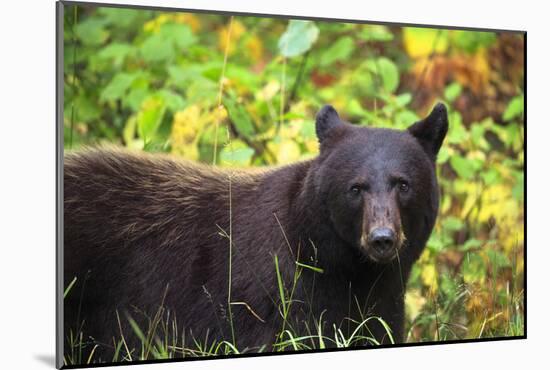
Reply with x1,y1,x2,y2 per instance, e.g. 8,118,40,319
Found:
212,16,234,166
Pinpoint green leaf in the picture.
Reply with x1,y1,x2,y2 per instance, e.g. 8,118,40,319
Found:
98,7,142,28
98,43,134,64
462,252,485,284
447,111,468,144
137,96,166,142
220,140,255,166
505,124,522,149
450,155,479,180
73,95,101,122
395,93,412,107
124,87,150,112
347,99,369,118
156,90,186,112
359,25,394,42
460,238,483,252
451,30,496,54
512,172,524,201
123,115,137,147
470,123,489,150
440,274,459,297
141,34,174,63
366,57,400,93
444,82,463,102
224,97,255,138
299,120,316,139
503,95,524,121
426,232,447,252
321,36,354,66
138,24,197,65
278,20,320,58
436,146,451,164
487,250,511,269
168,65,210,89
442,216,463,232
75,18,108,46
100,72,138,102
395,110,419,129
481,168,502,186
160,23,197,50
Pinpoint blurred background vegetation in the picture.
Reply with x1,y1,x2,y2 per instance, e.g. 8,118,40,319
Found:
64,4,524,347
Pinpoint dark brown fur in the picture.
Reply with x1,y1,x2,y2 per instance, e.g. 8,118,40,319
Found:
64,104,448,357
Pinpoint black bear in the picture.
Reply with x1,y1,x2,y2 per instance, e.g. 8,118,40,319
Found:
64,103,448,357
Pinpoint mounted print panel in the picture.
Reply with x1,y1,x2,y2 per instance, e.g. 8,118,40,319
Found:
56,1,525,368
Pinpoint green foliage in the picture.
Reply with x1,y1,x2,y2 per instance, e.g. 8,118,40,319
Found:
451,30,497,54
64,4,524,361
503,94,524,121
75,18,108,46
278,20,320,57
366,57,400,93
358,25,394,42
321,36,354,66
140,24,196,62
137,96,166,143
220,140,255,166
444,82,463,102
224,96,255,137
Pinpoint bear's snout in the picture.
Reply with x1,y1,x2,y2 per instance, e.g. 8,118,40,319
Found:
367,227,397,254
358,193,403,263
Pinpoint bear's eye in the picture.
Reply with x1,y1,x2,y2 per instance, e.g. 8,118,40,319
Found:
349,185,362,195
398,180,410,193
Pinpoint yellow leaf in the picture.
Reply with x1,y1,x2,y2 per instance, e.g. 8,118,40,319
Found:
218,20,246,54
246,35,264,62
143,14,171,33
170,105,202,160
304,139,319,155
403,28,448,59
174,13,201,32
405,289,427,322
460,182,480,219
270,140,301,165
421,263,438,292
145,13,201,34
256,80,280,101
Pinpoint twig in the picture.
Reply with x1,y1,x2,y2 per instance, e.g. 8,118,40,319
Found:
285,51,310,114
212,16,234,165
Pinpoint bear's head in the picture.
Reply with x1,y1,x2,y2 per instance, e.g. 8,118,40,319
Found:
313,103,448,264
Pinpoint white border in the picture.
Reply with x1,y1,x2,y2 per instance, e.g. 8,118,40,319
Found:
1,0,545,369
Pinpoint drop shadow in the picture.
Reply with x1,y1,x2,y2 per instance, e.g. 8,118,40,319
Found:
34,354,56,368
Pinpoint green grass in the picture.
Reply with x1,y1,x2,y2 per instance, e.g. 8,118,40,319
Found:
63,248,397,366
64,252,524,366
64,306,395,366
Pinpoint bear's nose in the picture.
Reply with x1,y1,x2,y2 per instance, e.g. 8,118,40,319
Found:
368,228,396,253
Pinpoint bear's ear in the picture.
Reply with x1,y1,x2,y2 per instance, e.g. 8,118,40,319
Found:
315,105,342,143
408,102,448,158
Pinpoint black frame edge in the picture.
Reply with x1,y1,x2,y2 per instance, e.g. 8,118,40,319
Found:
61,0,526,34
56,1,65,369
523,31,527,340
